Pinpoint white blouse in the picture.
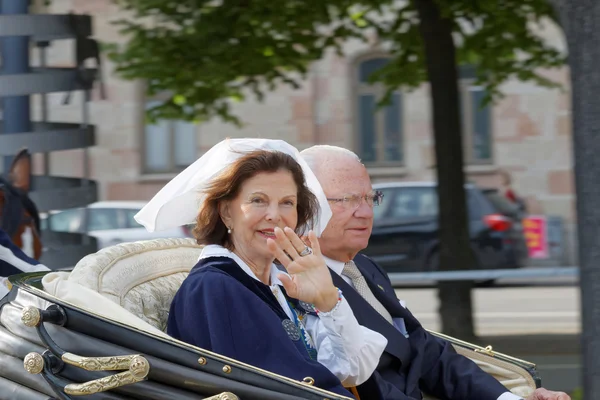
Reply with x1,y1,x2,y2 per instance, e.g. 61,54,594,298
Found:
199,245,387,386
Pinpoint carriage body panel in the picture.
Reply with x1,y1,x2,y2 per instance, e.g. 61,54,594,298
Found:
1,273,352,399
0,238,540,399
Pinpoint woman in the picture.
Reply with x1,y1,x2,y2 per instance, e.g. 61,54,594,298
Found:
135,139,386,397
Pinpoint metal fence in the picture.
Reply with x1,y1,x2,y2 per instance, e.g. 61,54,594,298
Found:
388,266,579,288
0,2,100,267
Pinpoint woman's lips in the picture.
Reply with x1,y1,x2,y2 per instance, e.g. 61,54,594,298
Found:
257,230,276,238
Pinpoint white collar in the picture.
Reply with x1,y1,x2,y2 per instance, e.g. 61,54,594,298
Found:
322,255,346,276
199,245,288,287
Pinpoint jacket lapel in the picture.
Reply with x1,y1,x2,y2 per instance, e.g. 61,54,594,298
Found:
203,257,288,320
329,270,412,367
353,258,411,319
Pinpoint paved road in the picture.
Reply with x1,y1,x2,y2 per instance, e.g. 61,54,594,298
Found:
394,286,581,336
394,286,583,393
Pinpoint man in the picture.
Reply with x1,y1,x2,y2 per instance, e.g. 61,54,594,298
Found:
300,145,569,400
0,227,49,298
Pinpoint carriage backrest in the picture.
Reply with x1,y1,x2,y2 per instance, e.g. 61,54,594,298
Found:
68,238,202,331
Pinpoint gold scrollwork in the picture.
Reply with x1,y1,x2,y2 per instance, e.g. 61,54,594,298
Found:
475,345,495,357
23,352,44,375
65,370,140,395
62,354,150,395
21,306,41,327
204,393,240,400
62,353,143,371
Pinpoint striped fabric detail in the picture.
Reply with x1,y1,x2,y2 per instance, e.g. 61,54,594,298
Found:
0,228,49,277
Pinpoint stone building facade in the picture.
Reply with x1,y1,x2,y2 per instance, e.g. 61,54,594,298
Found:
28,0,576,263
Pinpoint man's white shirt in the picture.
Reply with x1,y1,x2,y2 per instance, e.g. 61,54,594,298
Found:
323,256,524,400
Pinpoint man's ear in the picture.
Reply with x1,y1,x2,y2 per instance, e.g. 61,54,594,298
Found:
219,201,232,229
9,148,32,192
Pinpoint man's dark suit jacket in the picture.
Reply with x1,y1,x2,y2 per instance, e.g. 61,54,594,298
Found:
328,253,509,400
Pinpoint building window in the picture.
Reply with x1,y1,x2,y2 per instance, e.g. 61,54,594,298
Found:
142,101,197,174
356,57,404,165
459,66,493,164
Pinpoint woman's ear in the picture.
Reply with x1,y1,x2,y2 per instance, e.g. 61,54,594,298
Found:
219,201,232,229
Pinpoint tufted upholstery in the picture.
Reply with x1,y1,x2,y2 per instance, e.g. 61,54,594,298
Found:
62,238,537,398
68,238,203,332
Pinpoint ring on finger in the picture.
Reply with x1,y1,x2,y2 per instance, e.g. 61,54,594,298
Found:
299,246,312,257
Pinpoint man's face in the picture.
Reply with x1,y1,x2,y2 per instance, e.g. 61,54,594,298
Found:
317,159,375,262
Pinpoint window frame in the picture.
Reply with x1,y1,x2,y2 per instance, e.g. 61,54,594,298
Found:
138,88,198,175
353,56,405,167
459,68,494,165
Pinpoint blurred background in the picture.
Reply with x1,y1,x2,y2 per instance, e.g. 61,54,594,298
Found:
0,0,589,397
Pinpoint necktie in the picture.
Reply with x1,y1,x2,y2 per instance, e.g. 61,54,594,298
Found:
342,261,394,324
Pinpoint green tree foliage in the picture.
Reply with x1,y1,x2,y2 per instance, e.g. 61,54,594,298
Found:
107,0,565,338
107,0,563,125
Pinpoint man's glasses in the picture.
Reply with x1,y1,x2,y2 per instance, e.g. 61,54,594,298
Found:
327,191,384,209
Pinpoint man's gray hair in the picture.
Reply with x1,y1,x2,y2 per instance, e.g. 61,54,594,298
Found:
300,145,361,173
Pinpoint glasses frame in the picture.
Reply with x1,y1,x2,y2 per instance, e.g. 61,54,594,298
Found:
326,190,384,209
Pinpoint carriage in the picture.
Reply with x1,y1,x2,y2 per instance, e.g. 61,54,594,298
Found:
0,237,541,400
0,148,541,399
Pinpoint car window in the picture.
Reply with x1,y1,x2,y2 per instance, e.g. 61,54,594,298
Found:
40,215,48,231
47,208,83,233
373,188,394,222
375,186,484,222
123,209,144,228
388,187,438,219
466,188,481,219
88,208,123,231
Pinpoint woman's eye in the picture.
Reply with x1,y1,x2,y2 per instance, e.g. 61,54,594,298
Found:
251,198,265,204
282,200,295,207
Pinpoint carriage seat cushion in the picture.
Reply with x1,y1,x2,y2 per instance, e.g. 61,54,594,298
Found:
66,238,203,332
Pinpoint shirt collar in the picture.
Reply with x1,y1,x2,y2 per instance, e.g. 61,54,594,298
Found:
322,255,346,276
199,245,288,286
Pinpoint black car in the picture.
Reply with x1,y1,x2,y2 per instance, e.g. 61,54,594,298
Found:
364,182,528,273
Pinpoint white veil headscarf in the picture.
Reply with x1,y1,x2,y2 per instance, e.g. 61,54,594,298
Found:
134,138,332,236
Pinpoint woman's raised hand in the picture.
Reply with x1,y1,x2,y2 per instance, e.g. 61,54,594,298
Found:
267,227,339,312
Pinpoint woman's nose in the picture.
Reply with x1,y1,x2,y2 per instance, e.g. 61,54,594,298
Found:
265,203,281,222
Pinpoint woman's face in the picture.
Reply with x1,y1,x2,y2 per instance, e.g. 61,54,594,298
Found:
220,169,299,266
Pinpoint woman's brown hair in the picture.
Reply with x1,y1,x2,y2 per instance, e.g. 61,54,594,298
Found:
193,150,320,250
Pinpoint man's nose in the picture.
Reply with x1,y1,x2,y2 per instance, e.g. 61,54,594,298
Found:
354,200,374,218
